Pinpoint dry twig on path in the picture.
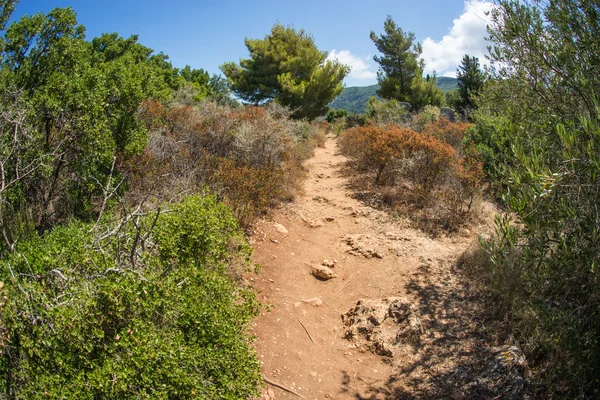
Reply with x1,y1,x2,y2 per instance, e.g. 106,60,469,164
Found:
294,314,315,344
337,275,353,293
264,377,306,398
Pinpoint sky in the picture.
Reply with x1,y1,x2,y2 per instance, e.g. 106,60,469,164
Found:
10,0,494,87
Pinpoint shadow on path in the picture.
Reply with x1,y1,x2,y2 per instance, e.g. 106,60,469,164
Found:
341,260,527,399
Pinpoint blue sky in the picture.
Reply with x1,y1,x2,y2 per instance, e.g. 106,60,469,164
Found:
10,0,494,87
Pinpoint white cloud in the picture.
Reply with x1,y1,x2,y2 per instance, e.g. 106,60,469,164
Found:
422,0,495,77
327,50,376,80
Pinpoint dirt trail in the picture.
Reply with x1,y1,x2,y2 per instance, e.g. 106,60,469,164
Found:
249,137,502,399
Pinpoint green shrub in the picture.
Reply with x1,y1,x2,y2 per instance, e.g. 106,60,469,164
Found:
466,0,600,394
0,9,174,240
411,105,440,131
366,98,410,125
326,108,348,123
480,117,600,397
0,195,261,399
345,112,369,128
463,111,514,183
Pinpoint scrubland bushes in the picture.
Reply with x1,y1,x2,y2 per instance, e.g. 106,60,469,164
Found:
135,99,321,226
340,118,483,232
366,98,410,125
422,118,470,150
461,115,600,398
457,0,600,397
0,6,327,397
0,195,261,398
0,92,318,397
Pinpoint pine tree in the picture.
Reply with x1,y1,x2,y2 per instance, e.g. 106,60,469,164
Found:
221,23,348,120
370,16,423,103
370,16,442,110
456,55,484,116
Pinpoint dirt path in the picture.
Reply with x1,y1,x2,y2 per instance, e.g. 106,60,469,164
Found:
249,137,502,399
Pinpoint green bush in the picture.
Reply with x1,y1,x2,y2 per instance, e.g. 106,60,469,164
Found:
0,195,261,399
326,108,348,123
345,112,369,128
411,105,440,131
480,117,600,397
366,97,410,125
463,108,515,183
466,1,600,394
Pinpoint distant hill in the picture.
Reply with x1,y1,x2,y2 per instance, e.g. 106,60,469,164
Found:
435,76,459,92
329,84,379,114
330,77,458,114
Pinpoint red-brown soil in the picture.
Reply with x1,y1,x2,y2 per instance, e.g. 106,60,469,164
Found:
248,136,513,399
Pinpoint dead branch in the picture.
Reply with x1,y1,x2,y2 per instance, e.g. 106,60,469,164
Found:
337,274,353,293
263,377,306,399
294,314,315,345
90,155,126,232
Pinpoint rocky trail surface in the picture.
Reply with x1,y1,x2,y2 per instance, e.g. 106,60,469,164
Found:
248,137,527,399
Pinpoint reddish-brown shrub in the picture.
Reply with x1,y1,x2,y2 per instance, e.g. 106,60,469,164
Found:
341,123,457,190
432,150,485,230
137,100,165,129
453,144,485,211
131,100,320,226
340,122,486,233
232,105,268,122
408,133,457,194
215,158,283,226
341,123,417,184
421,118,471,151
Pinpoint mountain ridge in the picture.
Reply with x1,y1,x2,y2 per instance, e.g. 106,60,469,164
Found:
330,77,458,114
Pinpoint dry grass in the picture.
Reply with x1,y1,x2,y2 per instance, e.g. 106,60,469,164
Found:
129,100,321,226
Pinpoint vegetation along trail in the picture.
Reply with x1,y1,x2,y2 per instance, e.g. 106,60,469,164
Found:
249,136,508,399
2,0,599,397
